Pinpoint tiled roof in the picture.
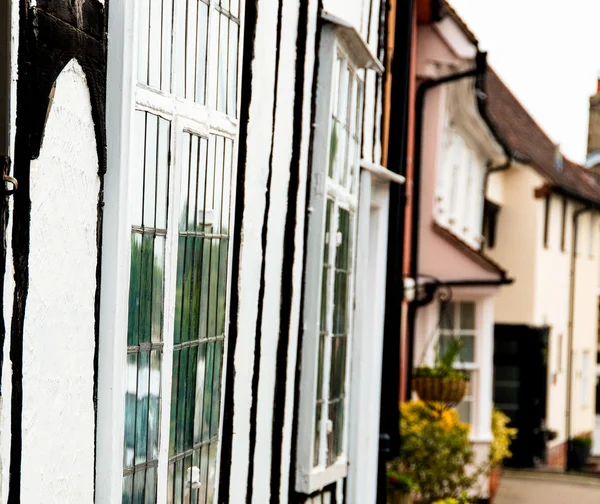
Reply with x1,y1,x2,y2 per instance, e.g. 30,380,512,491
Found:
485,67,600,206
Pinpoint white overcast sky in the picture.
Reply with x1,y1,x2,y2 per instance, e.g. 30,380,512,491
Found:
449,0,600,164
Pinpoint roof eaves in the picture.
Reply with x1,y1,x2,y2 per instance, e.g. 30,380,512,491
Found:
442,2,479,47
432,222,509,278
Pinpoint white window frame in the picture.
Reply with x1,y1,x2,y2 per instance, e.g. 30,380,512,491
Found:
438,300,479,426
295,19,382,494
435,116,487,249
98,0,245,502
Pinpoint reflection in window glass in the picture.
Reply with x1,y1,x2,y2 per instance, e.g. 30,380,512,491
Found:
167,133,233,504
138,0,241,112
123,111,171,504
312,48,362,469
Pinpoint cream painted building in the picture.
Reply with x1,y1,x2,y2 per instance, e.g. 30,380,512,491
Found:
484,68,600,469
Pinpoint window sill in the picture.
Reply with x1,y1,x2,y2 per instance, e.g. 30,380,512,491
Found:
296,459,348,495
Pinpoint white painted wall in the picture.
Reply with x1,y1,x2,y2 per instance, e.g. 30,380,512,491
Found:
21,59,99,503
489,164,600,450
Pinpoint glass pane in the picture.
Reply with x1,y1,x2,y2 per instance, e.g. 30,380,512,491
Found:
156,118,171,229
131,112,146,225
124,353,138,468
457,401,472,424
320,267,328,331
460,335,475,362
169,351,180,457
439,302,455,330
327,400,344,466
230,0,239,17
185,0,199,99
137,0,150,84
460,302,475,330
207,239,220,338
145,466,157,504
211,339,224,436
195,2,209,104
148,0,162,88
331,56,341,120
217,14,229,112
216,239,229,336
133,468,146,504
313,402,322,467
206,442,218,502
337,63,349,126
336,209,350,270
202,341,215,442
128,233,142,347
222,140,233,233
323,199,332,263
328,121,339,179
199,444,210,504
135,351,150,465
143,114,158,227
194,342,208,444
160,0,173,92
123,473,133,504
167,463,175,504
332,271,347,335
329,335,347,400
151,236,165,344
175,347,189,454
316,334,325,401
174,459,183,504
148,351,161,461
185,346,199,449
139,235,154,344
227,21,239,116
439,335,474,363
196,139,209,231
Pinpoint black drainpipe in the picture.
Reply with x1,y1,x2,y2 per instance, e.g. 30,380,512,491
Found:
376,0,414,502
406,51,488,398
566,204,593,469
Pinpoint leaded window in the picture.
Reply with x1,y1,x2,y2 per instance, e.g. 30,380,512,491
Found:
120,0,243,502
297,20,380,493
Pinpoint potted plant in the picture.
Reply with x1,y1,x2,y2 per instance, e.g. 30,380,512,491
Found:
386,470,416,504
413,339,469,404
489,409,517,502
568,435,593,471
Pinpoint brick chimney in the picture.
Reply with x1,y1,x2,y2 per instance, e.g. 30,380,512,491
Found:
586,75,600,158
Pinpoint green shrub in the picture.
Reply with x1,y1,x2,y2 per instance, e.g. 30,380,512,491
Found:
392,401,483,503
572,435,593,450
490,409,518,467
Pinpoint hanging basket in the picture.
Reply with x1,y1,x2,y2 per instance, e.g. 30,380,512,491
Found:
412,375,468,404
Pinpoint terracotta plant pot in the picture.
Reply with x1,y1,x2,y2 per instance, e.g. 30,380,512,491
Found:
489,465,502,503
412,376,468,403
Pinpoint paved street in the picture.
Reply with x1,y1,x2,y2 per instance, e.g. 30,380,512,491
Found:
496,471,600,504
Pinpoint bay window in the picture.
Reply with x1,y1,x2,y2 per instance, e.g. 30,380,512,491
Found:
103,0,244,502
296,18,382,493
435,122,486,249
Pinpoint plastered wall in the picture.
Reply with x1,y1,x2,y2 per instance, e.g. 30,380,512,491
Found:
20,59,99,503
488,164,599,447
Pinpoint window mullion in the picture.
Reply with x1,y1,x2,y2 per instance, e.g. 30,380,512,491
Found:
155,116,183,502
